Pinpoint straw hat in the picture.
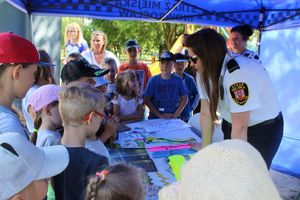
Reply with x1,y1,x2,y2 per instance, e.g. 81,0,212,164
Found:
159,139,280,200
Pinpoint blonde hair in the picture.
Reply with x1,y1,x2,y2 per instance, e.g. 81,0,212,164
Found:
91,31,107,53
64,23,84,45
116,70,139,98
59,84,106,126
85,164,145,200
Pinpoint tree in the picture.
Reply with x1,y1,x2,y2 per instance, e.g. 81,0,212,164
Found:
85,19,185,59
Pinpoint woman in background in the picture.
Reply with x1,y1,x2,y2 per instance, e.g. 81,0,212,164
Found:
228,24,261,62
82,31,119,68
64,23,89,59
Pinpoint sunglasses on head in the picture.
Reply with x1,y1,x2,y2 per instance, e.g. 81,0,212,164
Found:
190,55,199,64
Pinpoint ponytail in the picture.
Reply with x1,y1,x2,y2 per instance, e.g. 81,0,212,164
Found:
30,110,43,145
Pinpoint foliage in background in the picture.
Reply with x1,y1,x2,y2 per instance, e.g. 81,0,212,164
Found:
85,20,185,60
61,17,259,60
62,17,186,60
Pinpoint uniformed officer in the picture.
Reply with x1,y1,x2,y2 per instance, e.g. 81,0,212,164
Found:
184,29,283,169
228,24,261,63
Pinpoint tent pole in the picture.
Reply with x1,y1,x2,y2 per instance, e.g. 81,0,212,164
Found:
160,0,183,21
258,29,262,55
257,7,265,55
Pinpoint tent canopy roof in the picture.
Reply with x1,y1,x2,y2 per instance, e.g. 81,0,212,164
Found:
6,0,300,31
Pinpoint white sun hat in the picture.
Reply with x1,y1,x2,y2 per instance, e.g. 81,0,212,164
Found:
0,132,69,199
159,139,281,200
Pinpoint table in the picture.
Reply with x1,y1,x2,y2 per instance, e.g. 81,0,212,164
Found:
110,119,201,200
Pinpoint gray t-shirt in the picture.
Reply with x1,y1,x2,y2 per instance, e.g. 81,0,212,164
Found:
0,105,29,139
36,129,61,147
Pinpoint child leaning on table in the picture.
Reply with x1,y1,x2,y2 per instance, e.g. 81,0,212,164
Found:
144,51,188,119
85,164,145,200
112,70,144,123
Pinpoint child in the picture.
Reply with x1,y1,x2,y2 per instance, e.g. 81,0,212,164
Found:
0,32,38,138
113,70,144,123
118,39,152,94
61,57,109,86
144,51,188,119
64,23,89,59
94,72,109,93
60,57,119,144
102,57,118,101
53,84,109,200
159,140,281,200
0,132,69,200
86,76,111,161
29,84,62,147
174,53,199,122
22,49,57,133
65,52,83,64
85,164,145,200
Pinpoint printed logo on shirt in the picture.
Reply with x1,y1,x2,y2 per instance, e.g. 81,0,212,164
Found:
230,82,249,105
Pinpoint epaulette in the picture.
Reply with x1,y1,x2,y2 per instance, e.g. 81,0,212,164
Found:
226,59,240,73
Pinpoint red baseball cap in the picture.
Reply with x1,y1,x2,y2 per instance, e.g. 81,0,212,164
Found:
0,32,39,64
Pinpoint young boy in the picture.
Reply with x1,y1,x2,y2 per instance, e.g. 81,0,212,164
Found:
53,84,109,200
174,53,199,122
61,57,109,86
118,39,152,93
61,57,119,144
144,51,188,119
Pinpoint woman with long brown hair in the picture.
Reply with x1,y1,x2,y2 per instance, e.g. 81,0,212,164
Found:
184,28,283,169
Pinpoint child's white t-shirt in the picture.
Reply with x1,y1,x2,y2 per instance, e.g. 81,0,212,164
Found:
36,129,62,147
112,95,143,116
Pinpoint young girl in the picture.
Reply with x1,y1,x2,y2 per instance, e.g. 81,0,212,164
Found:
22,49,57,133
112,70,144,123
29,84,62,147
85,164,145,200
64,23,89,59
0,32,38,138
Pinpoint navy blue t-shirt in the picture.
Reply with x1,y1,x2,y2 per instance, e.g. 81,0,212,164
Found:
53,147,108,200
144,74,188,119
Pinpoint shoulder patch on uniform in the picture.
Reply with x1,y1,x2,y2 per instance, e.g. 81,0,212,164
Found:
226,59,240,73
230,82,249,105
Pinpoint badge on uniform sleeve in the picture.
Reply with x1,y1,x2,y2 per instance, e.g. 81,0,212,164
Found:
230,82,249,105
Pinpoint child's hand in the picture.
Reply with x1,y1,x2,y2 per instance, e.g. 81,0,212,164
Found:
105,114,120,131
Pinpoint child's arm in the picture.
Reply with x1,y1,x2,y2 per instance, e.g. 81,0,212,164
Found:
174,95,188,118
144,96,162,118
99,115,119,143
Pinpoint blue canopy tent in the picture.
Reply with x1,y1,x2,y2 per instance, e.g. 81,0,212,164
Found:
5,0,300,177
6,0,300,30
